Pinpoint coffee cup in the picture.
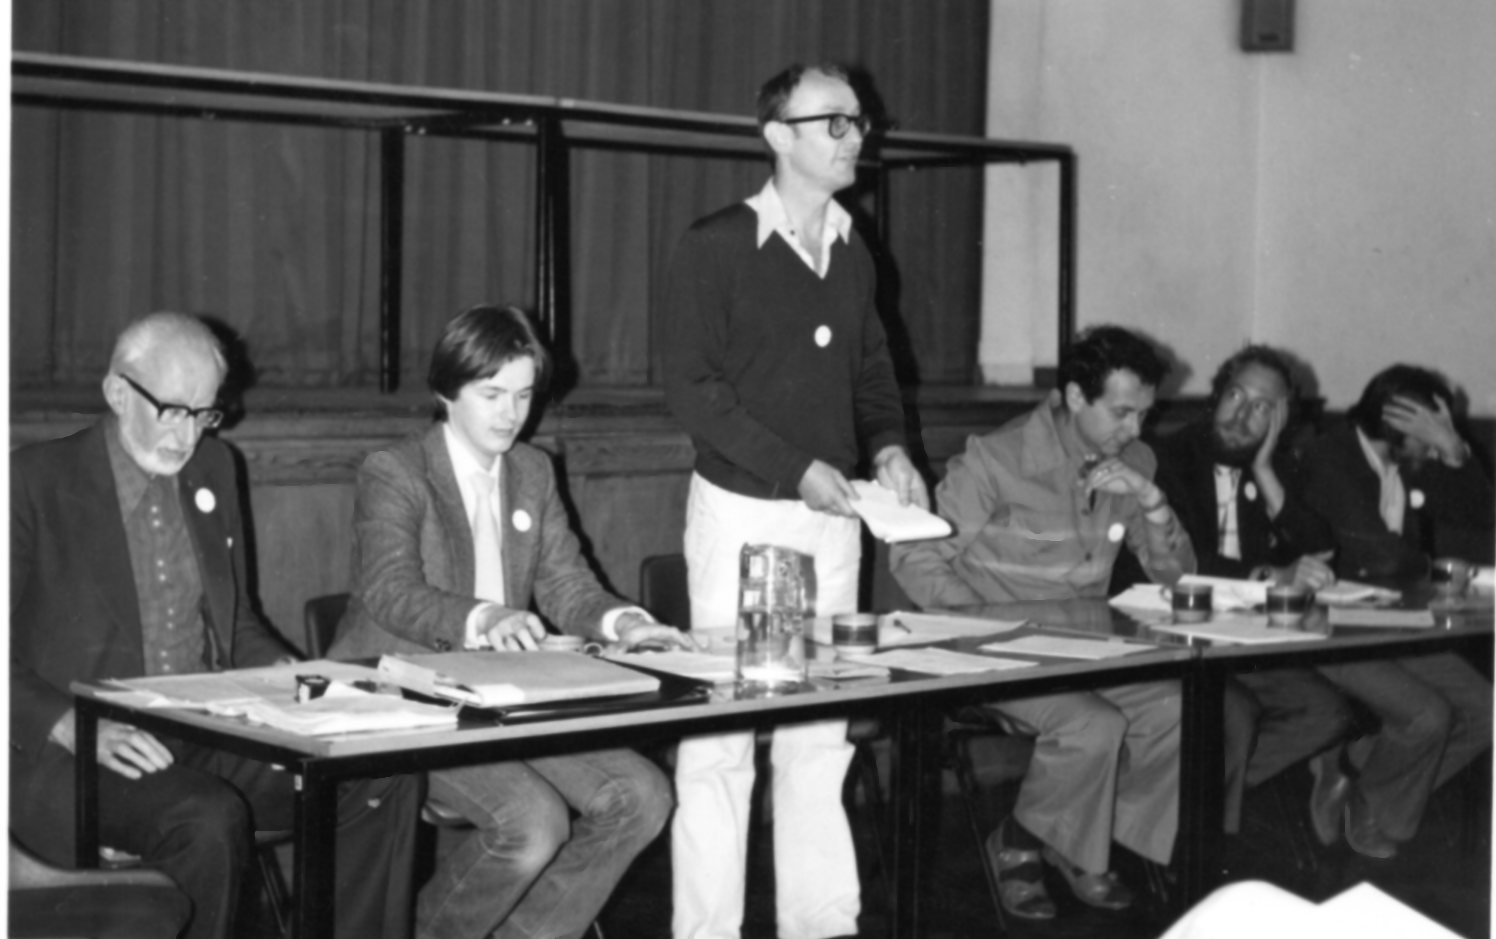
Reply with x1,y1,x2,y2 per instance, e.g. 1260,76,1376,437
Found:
1265,584,1312,627
1430,557,1473,598
831,613,879,656
1171,582,1213,623
539,634,585,653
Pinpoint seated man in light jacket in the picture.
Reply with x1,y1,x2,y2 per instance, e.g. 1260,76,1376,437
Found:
891,326,1202,922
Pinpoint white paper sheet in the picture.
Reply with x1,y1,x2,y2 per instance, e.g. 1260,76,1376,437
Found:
981,634,1158,660
849,480,953,543
1326,607,1435,629
853,647,1037,675
1150,615,1327,645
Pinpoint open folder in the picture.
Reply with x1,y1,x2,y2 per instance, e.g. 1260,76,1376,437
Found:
378,651,660,708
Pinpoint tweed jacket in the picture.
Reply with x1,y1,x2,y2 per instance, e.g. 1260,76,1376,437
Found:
330,424,625,658
9,421,288,770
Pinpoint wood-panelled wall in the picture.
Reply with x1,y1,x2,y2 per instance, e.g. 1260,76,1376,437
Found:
14,391,1490,654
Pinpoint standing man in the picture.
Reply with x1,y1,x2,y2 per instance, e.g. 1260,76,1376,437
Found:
332,305,689,939
1298,364,1492,858
891,326,1196,921
1145,346,1353,832
663,63,928,939
9,312,420,939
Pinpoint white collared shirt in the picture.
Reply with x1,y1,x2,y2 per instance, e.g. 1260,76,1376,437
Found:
1213,464,1242,560
746,178,852,278
442,425,642,647
1355,427,1407,535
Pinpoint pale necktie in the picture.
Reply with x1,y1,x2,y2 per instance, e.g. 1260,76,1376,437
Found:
471,471,506,604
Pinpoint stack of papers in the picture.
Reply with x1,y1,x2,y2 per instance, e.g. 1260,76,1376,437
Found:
855,647,1037,675
980,634,1157,660
102,662,459,736
874,611,1026,647
604,650,738,683
1108,584,1173,615
849,480,952,543
1317,580,1401,605
1150,615,1325,645
1326,607,1435,629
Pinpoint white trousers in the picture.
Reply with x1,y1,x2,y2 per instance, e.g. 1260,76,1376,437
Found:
672,474,862,939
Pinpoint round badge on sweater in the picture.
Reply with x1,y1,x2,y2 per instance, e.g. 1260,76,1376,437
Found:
1409,489,1425,510
195,488,216,513
512,509,533,532
1107,522,1125,543
814,325,832,347
1244,481,1258,502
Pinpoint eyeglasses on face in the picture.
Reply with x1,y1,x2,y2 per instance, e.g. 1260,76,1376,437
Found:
119,374,225,429
778,112,873,140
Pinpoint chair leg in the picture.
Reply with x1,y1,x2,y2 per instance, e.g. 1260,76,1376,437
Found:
948,731,1008,931
258,844,292,937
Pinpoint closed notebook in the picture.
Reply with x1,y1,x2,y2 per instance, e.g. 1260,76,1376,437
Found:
378,651,660,708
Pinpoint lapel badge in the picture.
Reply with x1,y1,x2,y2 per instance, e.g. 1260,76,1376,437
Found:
195,488,217,514
1244,481,1258,502
1409,489,1425,509
814,325,832,347
1107,522,1126,543
512,509,533,532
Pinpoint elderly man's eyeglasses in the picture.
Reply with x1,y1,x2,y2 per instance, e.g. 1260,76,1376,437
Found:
779,112,873,140
119,374,225,428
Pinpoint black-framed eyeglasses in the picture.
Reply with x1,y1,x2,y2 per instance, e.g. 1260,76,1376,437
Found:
778,112,873,140
119,374,224,429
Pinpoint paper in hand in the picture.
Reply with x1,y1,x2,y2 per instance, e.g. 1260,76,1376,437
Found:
849,480,952,543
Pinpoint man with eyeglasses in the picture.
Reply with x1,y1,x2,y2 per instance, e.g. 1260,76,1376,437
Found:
662,63,927,939
9,312,421,939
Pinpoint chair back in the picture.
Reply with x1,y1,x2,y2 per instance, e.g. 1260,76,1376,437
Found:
303,593,351,658
638,553,691,631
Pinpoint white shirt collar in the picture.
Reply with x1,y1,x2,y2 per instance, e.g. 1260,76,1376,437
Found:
443,424,501,513
746,178,852,277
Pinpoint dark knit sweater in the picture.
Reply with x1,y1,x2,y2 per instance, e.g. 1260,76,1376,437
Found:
662,202,907,500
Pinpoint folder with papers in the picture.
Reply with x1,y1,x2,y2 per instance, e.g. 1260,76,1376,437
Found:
378,651,661,708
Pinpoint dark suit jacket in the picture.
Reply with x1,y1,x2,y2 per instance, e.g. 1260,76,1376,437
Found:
9,421,289,780
1300,421,1495,580
1152,421,1333,578
330,425,625,658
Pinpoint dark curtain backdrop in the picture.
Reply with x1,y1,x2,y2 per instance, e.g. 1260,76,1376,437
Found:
11,0,987,391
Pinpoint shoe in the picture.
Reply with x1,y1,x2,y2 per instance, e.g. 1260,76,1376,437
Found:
1344,795,1399,860
1040,845,1135,911
985,818,1056,921
1308,749,1351,846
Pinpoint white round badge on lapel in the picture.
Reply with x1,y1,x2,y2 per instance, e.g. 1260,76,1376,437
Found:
512,509,533,532
1107,522,1126,543
195,488,216,514
1244,481,1258,502
1409,489,1425,510
814,325,832,348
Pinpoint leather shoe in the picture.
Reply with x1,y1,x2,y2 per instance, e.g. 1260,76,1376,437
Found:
1344,794,1399,860
1041,845,1134,911
986,818,1056,921
1308,749,1351,846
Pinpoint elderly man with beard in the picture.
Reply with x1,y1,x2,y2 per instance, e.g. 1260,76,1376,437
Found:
1147,346,1355,834
1297,365,1492,859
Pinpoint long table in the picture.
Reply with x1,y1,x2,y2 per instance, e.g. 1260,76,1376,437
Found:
71,594,1491,937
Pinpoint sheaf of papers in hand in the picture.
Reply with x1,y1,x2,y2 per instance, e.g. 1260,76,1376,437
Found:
981,635,1158,660
604,650,738,683
848,480,952,543
1316,580,1401,606
1150,615,1325,645
1327,607,1435,629
856,647,1037,675
1474,566,1495,594
874,611,1026,647
378,651,660,708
